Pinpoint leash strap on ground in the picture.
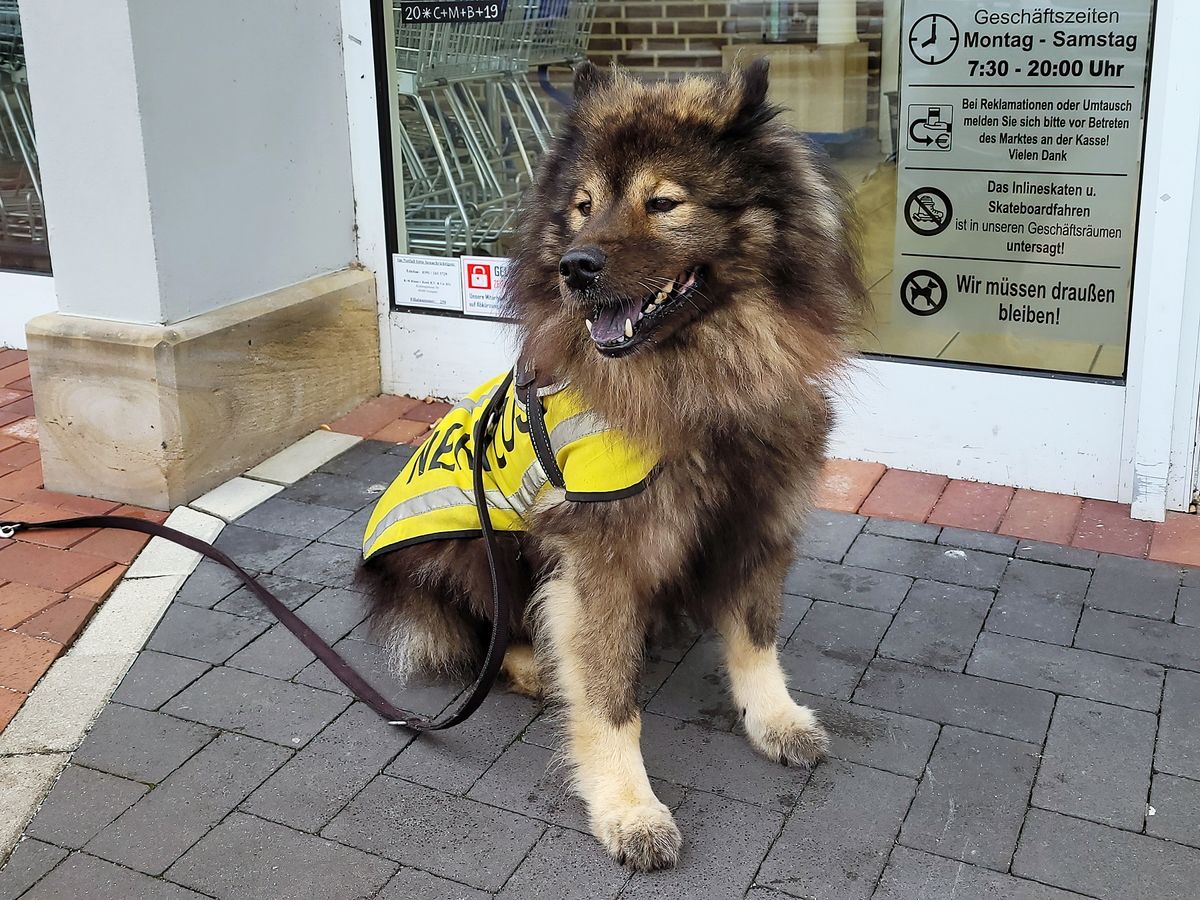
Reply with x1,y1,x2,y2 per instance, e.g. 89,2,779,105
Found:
0,379,515,732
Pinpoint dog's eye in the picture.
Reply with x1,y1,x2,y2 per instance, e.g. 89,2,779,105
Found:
647,197,681,214
576,200,592,217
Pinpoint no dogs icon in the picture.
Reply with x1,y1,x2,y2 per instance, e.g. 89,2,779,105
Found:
900,270,948,317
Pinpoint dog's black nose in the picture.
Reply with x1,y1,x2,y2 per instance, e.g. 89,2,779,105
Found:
559,246,606,289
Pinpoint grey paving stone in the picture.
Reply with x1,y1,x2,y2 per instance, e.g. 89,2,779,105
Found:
1086,554,1182,620
318,505,373,549
85,733,291,875
984,558,1091,645
639,711,811,811
784,556,912,613
1075,607,1200,671
638,653,679,706
757,760,916,900
73,703,217,784
386,690,539,795
1147,773,1200,849
900,725,1039,871
19,853,207,900
937,527,1019,556
378,867,491,900
620,791,784,900
25,765,148,850
271,541,362,591
109,650,210,711
235,497,352,539
226,587,370,679
1014,808,1200,900
0,839,67,900
1032,696,1152,830
794,510,866,563
244,702,411,833
1157,668,1200,780
163,666,350,746
967,631,1164,711
854,658,1054,744
1185,567,1200,588
212,573,323,620
1177,587,1200,626
650,622,702,663
874,845,1087,900
645,637,740,732
174,558,243,608
294,636,463,718
323,775,545,892
498,825,628,900
790,690,939,778
1013,541,1100,569
469,738,683,835
865,517,942,542
278,470,385,510
166,812,396,900
212,523,310,571
877,580,993,671
467,739,593,832
779,600,891,699
146,603,269,664
844,533,1008,590
316,439,394,476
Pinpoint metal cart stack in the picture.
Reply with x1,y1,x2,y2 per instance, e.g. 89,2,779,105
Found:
0,0,44,262
393,0,596,256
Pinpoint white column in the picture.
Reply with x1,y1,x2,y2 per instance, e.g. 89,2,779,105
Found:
20,0,357,326
817,0,858,46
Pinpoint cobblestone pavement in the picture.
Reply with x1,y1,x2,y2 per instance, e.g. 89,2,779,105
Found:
3,438,1199,899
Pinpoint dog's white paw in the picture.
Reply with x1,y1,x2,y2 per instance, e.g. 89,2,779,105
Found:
743,701,829,768
593,800,682,872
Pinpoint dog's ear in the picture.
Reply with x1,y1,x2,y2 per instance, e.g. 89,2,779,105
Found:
725,58,779,138
573,60,612,101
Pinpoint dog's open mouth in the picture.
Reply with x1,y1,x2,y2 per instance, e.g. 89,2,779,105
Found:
586,268,704,357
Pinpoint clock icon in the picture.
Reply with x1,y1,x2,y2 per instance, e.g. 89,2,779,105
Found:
908,14,960,66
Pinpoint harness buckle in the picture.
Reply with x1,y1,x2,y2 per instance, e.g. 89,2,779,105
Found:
0,523,16,539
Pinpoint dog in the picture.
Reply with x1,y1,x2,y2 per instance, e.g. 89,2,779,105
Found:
358,59,867,871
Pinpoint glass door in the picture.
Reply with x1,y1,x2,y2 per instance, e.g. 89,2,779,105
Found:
371,0,1189,507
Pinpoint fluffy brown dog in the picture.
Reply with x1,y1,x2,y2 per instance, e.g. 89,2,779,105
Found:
358,59,866,871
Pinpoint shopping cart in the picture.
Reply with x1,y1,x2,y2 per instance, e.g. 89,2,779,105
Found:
392,0,596,256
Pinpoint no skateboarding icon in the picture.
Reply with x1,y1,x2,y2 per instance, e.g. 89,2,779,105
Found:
900,270,948,317
904,187,953,237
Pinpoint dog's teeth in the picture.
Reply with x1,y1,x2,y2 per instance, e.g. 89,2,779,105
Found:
661,280,675,295
586,319,593,333
655,289,669,303
624,318,633,338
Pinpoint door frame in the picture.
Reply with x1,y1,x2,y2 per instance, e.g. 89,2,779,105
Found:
342,0,1200,518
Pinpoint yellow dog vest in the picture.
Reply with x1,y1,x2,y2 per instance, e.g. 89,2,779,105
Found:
362,368,658,561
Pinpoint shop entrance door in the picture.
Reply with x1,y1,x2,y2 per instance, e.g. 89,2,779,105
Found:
351,0,1200,517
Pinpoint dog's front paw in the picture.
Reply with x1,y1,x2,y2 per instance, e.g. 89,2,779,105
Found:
744,701,829,768
593,801,682,872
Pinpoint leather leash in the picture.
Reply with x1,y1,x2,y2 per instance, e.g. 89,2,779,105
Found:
0,373,514,732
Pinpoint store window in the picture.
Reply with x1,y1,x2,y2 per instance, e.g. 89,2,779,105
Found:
0,1,48,275
381,1,1154,378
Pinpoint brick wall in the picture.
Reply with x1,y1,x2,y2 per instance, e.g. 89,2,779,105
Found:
580,2,886,131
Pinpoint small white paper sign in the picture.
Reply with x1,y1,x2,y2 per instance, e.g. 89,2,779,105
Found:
393,253,462,311
460,255,511,319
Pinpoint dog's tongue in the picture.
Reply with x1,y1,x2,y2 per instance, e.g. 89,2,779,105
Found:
591,297,641,344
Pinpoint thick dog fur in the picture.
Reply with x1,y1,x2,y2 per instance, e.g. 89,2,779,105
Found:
358,60,866,871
